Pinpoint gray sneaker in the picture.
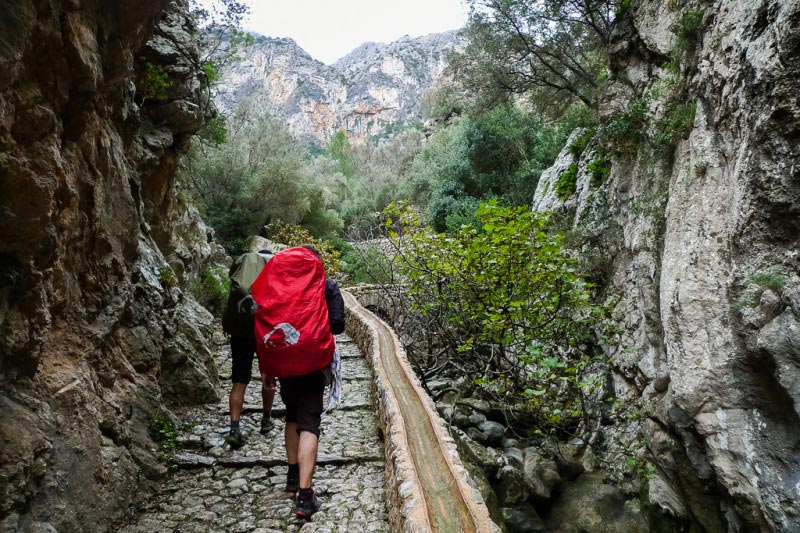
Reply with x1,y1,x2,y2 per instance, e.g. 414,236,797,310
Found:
225,427,244,448
260,417,275,434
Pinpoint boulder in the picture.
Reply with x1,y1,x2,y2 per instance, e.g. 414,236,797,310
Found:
543,472,646,532
493,465,532,507
523,448,562,501
501,503,547,533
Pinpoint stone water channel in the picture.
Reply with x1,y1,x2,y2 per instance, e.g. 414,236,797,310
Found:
121,332,390,533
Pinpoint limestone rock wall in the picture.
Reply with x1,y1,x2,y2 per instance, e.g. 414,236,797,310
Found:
533,0,800,529
0,1,220,530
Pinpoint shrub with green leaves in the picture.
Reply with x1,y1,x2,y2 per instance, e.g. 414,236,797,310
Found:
264,222,342,277
149,416,199,466
555,163,579,199
149,415,180,465
568,128,596,158
384,201,610,434
675,10,706,55
159,267,178,290
601,97,650,157
735,267,788,309
136,57,172,103
200,114,227,145
615,0,632,16
191,265,230,317
336,240,392,285
587,156,611,187
653,99,696,157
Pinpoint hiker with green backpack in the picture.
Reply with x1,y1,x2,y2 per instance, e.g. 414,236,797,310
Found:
221,249,276,447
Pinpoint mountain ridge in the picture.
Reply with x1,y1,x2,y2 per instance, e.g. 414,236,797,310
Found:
215,30,462,145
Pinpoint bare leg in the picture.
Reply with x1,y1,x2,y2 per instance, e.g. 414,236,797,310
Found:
285,422,300,464
261,374,276,416
297,431,319,489
229,383,247,422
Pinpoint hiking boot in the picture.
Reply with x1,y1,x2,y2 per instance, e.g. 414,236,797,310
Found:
295,488,319,519
225,427,244,448
260,417,275,434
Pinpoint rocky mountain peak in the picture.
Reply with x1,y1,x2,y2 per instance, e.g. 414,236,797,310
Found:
215,30,462,145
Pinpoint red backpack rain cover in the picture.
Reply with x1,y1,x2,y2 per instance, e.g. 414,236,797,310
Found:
251,247,335,378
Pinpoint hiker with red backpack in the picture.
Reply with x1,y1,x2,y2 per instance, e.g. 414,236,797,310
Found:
251,245,345,519
221,250,277,447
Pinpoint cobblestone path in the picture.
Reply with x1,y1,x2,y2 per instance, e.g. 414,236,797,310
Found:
121,334,389,533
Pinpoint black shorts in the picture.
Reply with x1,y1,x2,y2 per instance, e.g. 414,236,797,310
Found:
230,335,256,385
279,371,325,437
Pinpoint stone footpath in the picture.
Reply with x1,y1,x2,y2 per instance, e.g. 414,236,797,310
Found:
121,334,389,533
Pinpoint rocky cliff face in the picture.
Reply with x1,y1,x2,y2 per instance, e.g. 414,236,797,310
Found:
0,1,222,530
533,0,800,529
215,32,460,145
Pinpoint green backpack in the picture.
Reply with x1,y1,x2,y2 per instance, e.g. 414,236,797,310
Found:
221,251,273,337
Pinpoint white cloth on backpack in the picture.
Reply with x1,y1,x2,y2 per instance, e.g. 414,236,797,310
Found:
322,343,342,413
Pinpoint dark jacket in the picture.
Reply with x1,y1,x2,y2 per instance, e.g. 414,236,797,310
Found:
325,278,345,335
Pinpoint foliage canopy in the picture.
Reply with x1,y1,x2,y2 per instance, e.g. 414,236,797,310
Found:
182,110,343,254
450,0,619,117
384,201,610,432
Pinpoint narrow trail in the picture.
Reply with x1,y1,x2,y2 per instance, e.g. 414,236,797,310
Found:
121,333,389,533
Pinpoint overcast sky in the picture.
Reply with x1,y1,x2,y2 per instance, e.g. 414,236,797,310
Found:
238,0,470,64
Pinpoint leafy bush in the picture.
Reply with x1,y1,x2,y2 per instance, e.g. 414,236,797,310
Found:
201,59,220,85
300,189,344,241
149,415,179,464
601,97,650,157
653,99,696,157
675,10,706,55
149,416,199,466
568,128,596,158
384,201,610,434
191,265,230,317
200,114,227,145
735,267,788,310
136,57,172,103
263,222,342,277
336,240,392,285
159,267,178,290
587,156,611,187
748,268,788,292
555,163,579,199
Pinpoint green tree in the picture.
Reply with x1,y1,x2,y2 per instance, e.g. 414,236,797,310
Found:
451,0,619,116
189,0,254,96
326,129,356,179
182,110,342,253
405,104,584,232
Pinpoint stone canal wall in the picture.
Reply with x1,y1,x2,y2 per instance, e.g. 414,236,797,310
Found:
343,291,500,533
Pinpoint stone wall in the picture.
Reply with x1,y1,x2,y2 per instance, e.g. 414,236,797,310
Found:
344,291,500,533
0,1,220,530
